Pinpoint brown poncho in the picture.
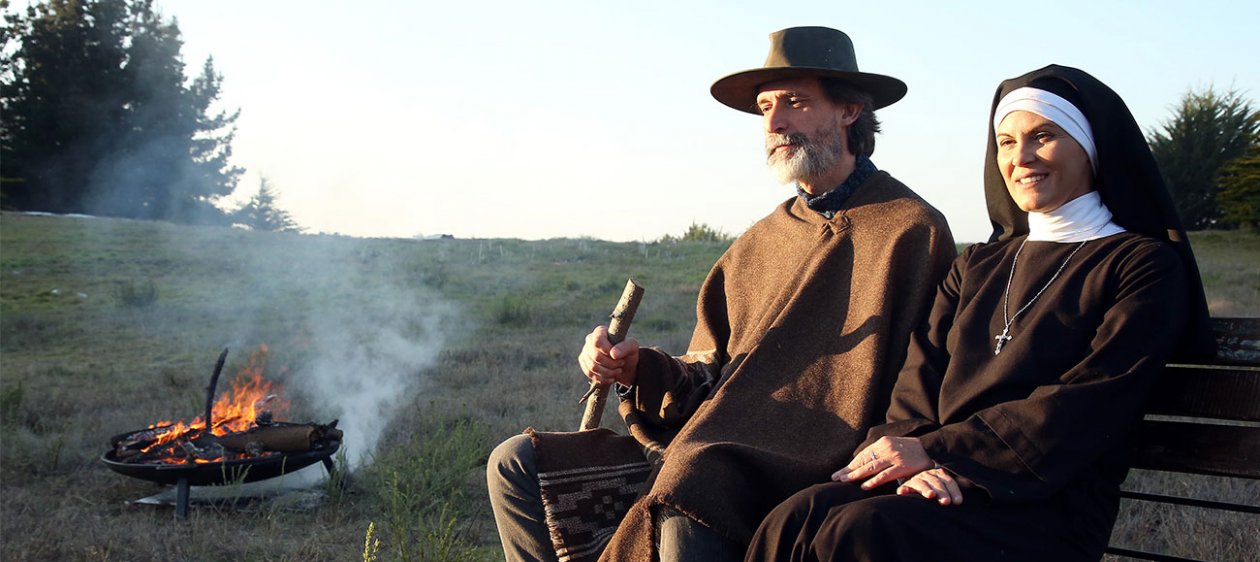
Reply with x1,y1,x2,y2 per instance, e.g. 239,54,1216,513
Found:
601,172,955,560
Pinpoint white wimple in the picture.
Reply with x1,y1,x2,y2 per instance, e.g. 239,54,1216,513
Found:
1028,191,1126,242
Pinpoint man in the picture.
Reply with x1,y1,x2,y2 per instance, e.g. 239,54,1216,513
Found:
487,26,955,562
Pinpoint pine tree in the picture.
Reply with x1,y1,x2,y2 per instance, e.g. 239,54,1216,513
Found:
1,0,130,212
1218,143,1260,230
1148,87,1258,230
234,177,301,232
0,0,241,222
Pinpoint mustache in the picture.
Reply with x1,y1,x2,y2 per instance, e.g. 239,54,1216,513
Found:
765,132,811,156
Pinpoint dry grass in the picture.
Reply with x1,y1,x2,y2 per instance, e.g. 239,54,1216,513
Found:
1190,230,1260,316
1106,470,1260,562
1,213,1256,561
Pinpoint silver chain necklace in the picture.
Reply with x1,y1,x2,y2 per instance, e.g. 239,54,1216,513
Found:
994,238,1088,355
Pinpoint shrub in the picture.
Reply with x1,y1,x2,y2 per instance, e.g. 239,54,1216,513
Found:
657,222,733,244
493,296,533,327
0,382,23,426
115,279,158,308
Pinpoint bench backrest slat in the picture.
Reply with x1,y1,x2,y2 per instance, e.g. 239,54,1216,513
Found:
1144,365,1260,421
1127,419,1260,479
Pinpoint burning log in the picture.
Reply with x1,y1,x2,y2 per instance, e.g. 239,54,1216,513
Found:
112,425,176,458
181,440,226,462
213,421,343,454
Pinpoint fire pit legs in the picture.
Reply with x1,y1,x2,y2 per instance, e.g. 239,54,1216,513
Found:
320,456,351,490
176,478,190,521
158,459,340,520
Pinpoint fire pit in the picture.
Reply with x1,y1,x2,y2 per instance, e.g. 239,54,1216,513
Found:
101,348,343,519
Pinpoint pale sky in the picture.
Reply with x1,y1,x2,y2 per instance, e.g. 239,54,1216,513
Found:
154,0,1258,243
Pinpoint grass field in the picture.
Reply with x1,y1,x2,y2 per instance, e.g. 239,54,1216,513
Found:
1,212,1257,561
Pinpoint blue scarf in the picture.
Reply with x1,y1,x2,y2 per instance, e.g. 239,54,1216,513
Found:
796,153,877,219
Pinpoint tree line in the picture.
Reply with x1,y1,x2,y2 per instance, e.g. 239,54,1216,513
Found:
1,0,1257,232
0,0,296,231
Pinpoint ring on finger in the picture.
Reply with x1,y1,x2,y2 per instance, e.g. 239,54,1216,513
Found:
869,451,878,462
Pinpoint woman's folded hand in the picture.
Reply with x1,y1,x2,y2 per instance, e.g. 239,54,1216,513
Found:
895,467,973,506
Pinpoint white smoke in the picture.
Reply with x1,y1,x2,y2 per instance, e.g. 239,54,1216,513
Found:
208,234,466,472
300,286,458,468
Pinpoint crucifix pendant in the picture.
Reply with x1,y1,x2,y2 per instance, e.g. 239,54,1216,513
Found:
994,327,1012,355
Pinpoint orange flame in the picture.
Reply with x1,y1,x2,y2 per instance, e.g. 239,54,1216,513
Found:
139,345,291,463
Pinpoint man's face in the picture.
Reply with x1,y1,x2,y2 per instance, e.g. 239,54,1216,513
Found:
756,77,857,186
995,110,1093,213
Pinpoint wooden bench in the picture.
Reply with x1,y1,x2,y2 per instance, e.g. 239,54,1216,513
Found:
1106,317,1260,562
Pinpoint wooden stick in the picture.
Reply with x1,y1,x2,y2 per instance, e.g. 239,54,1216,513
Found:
579,279,644,431
203,348,229,434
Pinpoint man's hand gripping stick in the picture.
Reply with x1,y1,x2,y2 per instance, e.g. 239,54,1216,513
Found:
578,279,644,431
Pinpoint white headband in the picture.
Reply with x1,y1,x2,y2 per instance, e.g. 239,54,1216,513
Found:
993,87,1097,169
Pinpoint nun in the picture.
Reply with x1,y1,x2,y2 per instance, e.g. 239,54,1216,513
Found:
744,65,1214,562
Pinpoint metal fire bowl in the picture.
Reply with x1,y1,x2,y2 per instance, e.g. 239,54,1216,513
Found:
101,439,341,486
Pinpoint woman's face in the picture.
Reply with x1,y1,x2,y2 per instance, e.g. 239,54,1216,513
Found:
996,110,1093,213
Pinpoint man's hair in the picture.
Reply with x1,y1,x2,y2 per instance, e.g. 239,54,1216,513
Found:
818,77,881,157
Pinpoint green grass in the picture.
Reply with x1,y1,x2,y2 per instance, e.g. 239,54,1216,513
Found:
1,212,1256,561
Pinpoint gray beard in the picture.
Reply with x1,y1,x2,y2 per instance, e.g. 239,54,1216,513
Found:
765,126,845,186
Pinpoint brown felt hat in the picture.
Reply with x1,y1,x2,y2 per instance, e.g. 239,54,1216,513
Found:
711,26,907,114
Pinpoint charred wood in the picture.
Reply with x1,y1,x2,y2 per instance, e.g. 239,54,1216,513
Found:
181,439,225,462
203,348,229,433
111,421,340,464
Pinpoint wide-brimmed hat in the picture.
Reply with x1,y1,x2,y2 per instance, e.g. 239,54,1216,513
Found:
711,26,907,114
